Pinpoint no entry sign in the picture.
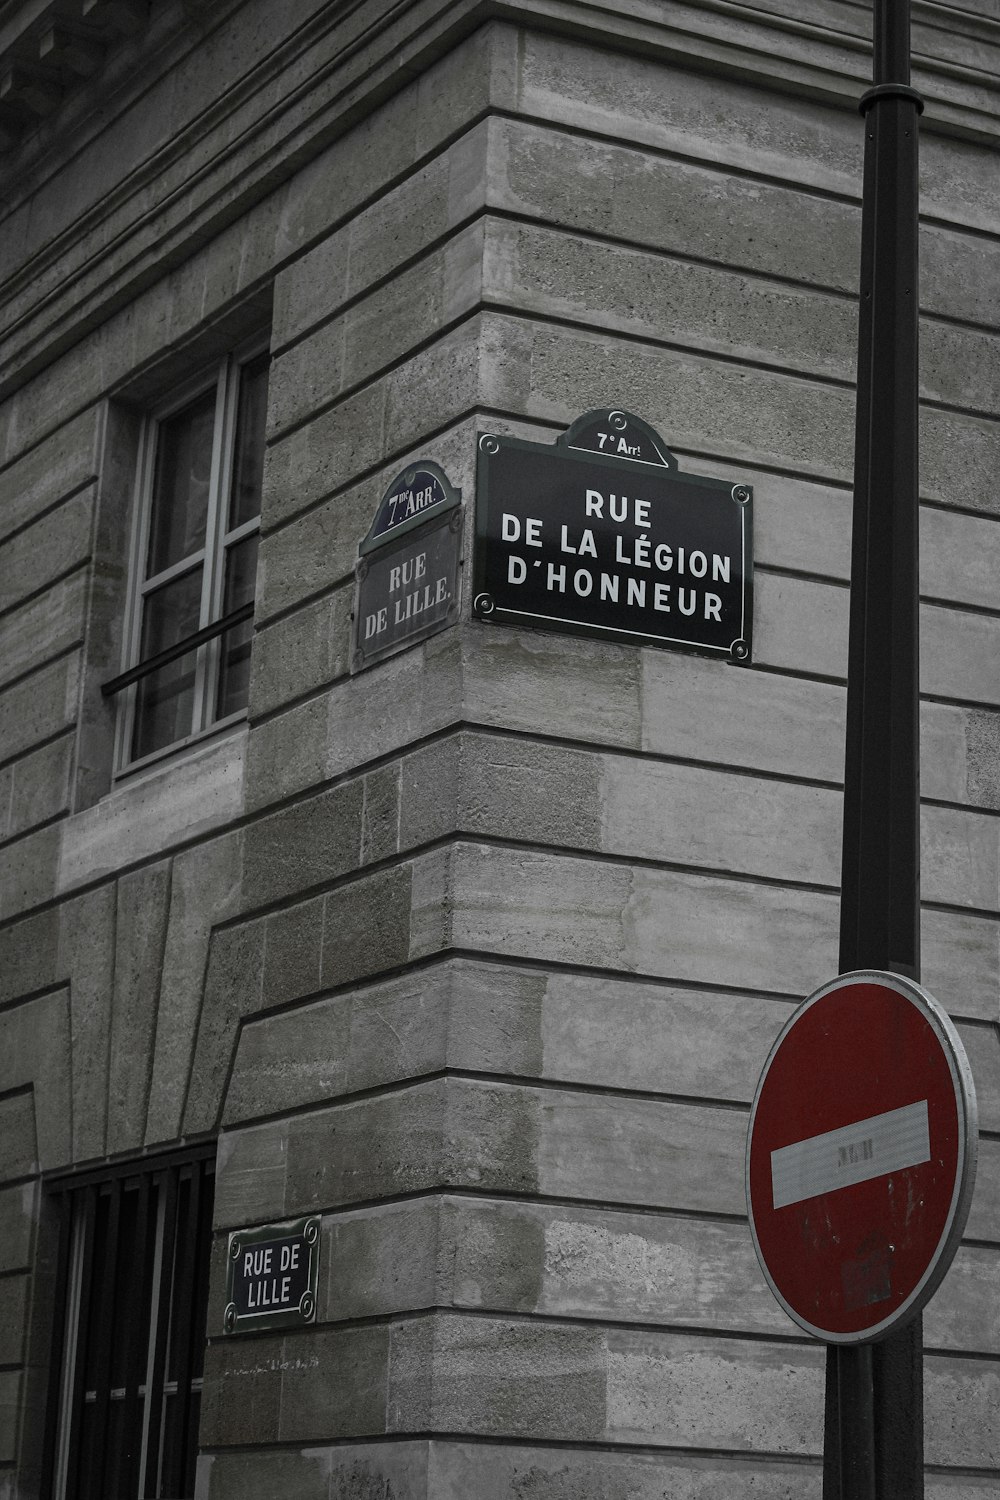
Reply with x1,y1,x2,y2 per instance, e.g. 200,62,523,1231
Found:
746,971,977,1343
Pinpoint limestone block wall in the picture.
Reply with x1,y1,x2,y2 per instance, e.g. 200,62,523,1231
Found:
0,3,997,1498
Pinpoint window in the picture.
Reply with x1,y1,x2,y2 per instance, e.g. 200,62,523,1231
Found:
43,1147,215,1500
106,345,269,769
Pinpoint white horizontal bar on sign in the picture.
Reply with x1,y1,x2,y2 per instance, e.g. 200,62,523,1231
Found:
770,1100,930,1210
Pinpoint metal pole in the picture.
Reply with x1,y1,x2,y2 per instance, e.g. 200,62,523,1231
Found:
824,0,924,1495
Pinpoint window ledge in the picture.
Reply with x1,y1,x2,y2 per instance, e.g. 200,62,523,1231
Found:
57,725,246,892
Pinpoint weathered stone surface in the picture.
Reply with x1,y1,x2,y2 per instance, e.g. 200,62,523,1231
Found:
257,474,381,621
604,1327,823,1454
145,830,244,1146
200,1325,389,1447
0,1369,22,1463
213,1115,289,1230
106,861,171,1155
279,1325,390,1443
223,988,349,1125
0,764,11,838
0,1184,35,1272
57,885,115,1162
320,863,413,991
957,1022,1000,1132
0,487,94,615
361,763,401,866
485,207,1000,413
429,1441,821,1499
0,989,71,1172
216,1076,540,1226
924,805,1000,912
926,1354,1000,1469
5,736,73,840
642,649,844,779
248,586,352,718
412,842,839,1000
922,908,1000,1024
923,601,1000,705
58,730,246,893
260,898,323,1012
926,1245,1000,1354
246,625,463,811
273,119,488,351
184,918,265,1136
321,1199,443,1323
965,1139,1000,1243
489,113,859,296
195,1441,431,1500
0,571,88,692
534,1088,747,1217
922,404,1000,519
0,1093,36,1181
0,653,80,766
262,382,387,530
195,1447,332,1500
241,776,365,909
269,220,484,437
313,1195,783,1337
0,821,60,921
0,908,59,1007
966,709,1000,810
391,1313,607,1441
262,313,491,535
483,215,857,385
223,955,800,1127
0,1276,27,1365
516,30,999,233
0,409,99,540
466,627,643,753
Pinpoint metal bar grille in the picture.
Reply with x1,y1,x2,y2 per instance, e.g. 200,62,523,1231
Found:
45,1147,215,1500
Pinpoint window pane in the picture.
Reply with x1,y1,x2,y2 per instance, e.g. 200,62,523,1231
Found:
215,534,258,721
228,355,268,531
147,389,216,576
133,568,203,761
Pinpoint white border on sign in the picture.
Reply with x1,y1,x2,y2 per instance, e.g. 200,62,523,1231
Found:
744,969,978,1345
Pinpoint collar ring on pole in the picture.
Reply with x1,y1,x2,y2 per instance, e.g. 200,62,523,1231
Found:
859,83,925,115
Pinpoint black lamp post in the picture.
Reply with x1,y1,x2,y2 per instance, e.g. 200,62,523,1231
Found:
825,0,924,1495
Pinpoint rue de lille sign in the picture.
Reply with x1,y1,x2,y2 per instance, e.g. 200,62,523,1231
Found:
352,460,463,671
473,409,753,662
224,1217,320,1334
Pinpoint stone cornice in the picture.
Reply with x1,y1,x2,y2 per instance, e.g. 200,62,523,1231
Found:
0,0,998,404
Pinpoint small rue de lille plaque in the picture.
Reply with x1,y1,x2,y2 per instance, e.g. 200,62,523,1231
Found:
351,460,463,672
224,1216,320,1334
473,409,753,662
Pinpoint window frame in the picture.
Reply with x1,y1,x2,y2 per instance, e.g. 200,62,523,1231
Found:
113,336,268,776
42,1144,217,1500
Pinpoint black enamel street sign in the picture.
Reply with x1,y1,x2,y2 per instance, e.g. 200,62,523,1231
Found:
224,1216,320,1333
352,460,463,671
473,410,753,662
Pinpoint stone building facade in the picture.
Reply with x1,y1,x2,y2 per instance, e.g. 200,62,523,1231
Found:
1,0,998,1496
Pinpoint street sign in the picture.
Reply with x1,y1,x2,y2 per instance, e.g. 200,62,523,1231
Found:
351,460,463,672
224,1216,320,1333
473,409,753,662
746,970,977,1344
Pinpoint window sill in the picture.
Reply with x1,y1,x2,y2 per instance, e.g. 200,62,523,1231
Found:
57,725,247,893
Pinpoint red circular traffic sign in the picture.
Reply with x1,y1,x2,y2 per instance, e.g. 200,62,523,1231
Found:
746,970,977,1343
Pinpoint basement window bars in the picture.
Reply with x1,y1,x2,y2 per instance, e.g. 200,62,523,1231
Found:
105,346,269,769
43,1147,215,1500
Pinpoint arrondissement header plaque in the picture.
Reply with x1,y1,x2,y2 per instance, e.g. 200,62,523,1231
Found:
473,409,752,663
